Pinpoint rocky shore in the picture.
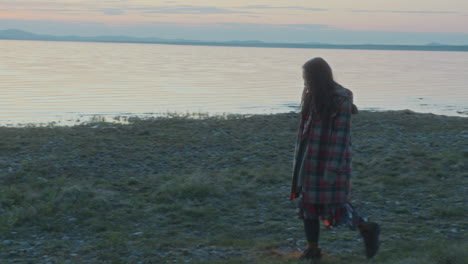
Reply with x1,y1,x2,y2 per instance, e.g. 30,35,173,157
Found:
0,110,466,263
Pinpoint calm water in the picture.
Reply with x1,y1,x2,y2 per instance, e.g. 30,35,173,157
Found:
1,40,467,125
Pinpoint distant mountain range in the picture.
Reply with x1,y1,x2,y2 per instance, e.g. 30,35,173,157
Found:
1,29,467,52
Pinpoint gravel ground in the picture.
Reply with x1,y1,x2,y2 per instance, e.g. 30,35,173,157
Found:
0,110,466,263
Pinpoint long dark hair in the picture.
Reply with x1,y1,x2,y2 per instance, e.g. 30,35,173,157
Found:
301,57,337,121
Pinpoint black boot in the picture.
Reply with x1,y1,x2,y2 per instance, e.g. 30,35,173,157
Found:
299,246,322,260
359,221,380,258
301,219,321,260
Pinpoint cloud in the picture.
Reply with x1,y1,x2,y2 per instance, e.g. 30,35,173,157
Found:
209,22,331,31
1,1,126,15
100,8,125,15
11,6,126,16
0,1,87,8
133,5,255,14
351,10,460,14
0,2,326,17
239,5,327,11
28,8,84,12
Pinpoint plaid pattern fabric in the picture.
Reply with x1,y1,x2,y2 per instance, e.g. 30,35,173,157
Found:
297,195,365,229
291,85,353,204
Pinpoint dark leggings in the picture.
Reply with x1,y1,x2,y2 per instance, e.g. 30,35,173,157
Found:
304,219,320,243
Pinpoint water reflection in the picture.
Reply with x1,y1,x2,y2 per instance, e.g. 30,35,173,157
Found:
0,40,467,125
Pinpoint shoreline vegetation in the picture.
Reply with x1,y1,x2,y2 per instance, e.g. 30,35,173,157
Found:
0,110,467,263
1,29,468,52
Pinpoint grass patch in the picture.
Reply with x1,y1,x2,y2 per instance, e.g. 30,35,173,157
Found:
0,111,467,263
430,206,466,217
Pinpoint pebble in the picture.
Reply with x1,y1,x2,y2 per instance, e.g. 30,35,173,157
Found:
68,217,78,222
19,247,35,253
296,239,306,246
70,253,78,257
450,228,458,233
286,238,294,242
2,240,12,245
131,250,144,256
37,177,49,183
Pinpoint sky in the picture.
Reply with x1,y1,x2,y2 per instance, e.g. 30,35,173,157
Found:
1,0,468,45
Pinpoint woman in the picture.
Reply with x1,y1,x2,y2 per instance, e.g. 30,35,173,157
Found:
290,57,380,260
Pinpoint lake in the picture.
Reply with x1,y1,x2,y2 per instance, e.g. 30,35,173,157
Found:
1,40,467,125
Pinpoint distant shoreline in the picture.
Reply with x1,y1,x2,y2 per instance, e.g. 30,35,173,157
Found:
3,38,468,52
1,29,468,52
105,40,468,52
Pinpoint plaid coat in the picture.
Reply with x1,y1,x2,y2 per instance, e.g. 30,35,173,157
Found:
291,85,353,204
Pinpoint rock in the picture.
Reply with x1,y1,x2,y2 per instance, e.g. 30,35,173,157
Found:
450,228,458,233
131,250,143,256
19,247,35,252
2,240,12,245
296,239,306,246
37,177,49,183
401,109,415,115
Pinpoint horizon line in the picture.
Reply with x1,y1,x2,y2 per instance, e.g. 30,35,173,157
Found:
1,28,468,52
